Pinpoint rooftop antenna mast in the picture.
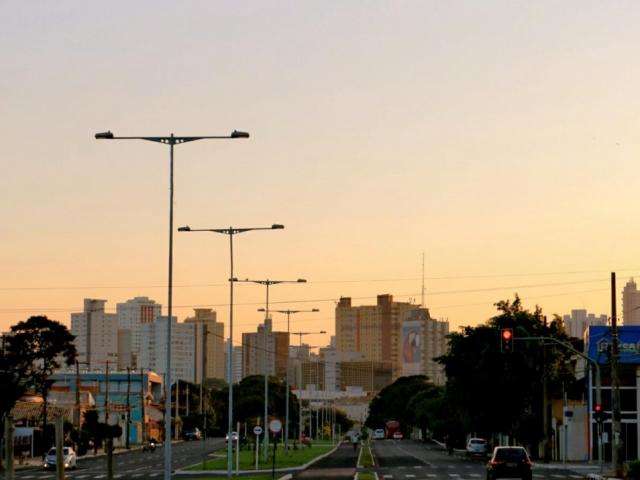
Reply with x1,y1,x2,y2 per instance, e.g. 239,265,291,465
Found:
421,251,426,306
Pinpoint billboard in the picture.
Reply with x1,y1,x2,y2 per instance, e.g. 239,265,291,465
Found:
587,325,640,364
402,310,424,376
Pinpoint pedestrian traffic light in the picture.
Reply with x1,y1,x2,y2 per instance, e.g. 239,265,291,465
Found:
501,328,514,352
594,404,604,423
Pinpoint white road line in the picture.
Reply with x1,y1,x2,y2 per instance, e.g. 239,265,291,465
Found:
94,475,106,479
75,475,89,479
383,475,393,479
571,476,583,479
149,473,160,477
21,476,35,479
406,475,415,479
448,465,455,469
414,465,423,469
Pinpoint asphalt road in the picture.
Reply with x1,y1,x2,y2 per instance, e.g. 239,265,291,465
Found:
13,438,224,480
293,443,359,480
371,440,599,480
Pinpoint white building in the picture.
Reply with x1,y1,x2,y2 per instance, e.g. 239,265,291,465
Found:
116,297,161,367
71,299,119,370
140,316,195,383
225,341,243,384
562,309,607,339
318,346,365,391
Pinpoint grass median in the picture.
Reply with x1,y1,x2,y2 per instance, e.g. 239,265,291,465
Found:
188,443,334,471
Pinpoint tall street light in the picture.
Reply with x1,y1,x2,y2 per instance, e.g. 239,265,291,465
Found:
235,278,306,460
178,224,284,478
260,308,320,453
95,129,249,480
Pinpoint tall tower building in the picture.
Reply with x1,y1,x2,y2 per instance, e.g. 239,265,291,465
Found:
623,278,640,325
184,308,225,382
241,318,289,379
71,299,118,370
335,294,422,379
561,309,607,338
116,297,161,368
139,316,195,383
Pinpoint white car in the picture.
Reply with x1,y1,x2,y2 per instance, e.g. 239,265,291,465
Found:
466,438,488,457
43,447,77,470
373,429,385,440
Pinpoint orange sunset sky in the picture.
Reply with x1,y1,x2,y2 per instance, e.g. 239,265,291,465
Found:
2,2,640,348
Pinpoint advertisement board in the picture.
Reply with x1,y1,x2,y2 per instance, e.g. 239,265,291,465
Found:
587,325,640,364
402,310,424,376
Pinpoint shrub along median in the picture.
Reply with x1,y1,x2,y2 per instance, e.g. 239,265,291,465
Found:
188,443,334,471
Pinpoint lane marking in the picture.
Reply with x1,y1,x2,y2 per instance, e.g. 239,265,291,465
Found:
406,475,415,479
383,475,393,479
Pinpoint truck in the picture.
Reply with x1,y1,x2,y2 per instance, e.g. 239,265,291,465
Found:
385,420,400,439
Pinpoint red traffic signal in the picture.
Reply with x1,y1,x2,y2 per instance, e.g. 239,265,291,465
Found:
594,404,602,413
594,404,604,423
501,328,514,352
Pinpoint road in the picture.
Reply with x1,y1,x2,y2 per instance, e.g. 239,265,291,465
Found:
371,440,598,480
13,438,224,480
293,443,359,480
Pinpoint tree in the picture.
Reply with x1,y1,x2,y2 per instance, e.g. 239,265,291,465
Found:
436,295,578,454
5,316,77,431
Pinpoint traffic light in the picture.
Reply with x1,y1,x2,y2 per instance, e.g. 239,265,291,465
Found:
501,328,514,352
594,404,604,423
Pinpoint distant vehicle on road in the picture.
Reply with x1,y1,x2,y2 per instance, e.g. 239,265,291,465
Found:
225,431,239,443
466,437,488,458
43,447,77,470
373,429,385,440
142,440,157,452
183,428,201,441
486,446,533,480
385,420,400,439
392,431,403,440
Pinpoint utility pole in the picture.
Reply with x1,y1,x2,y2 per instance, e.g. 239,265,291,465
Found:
55,416,64,480
175,381,180,441
542,317,550,462
421,251,425,307
75,361,81,431
105,361,113,480
126,367,131,449
611,272,623,476
4,414,14,480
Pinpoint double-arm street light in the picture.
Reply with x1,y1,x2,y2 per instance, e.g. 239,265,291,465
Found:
235,278,306,459
261,308,320,452
178,224,284,478
95,129,249,480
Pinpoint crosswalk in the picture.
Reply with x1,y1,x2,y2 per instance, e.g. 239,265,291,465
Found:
16,472,164,480
375,467,586,480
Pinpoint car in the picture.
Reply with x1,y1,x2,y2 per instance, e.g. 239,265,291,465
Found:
373,429,385,440
467,438,488,458
225,431,239,443
43,447,77,470
142,440,158,452
183,428,201,441
393,431,403,440
486,446,533,480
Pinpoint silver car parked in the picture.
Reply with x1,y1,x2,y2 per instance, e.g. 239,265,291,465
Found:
43,447,77,470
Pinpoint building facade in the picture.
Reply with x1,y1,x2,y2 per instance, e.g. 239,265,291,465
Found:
337,360,393,392
562,309,608,339
400,309,449,385
139,316,195,383
241,318,289,379
225,342,243,384
184,309,225,382
624,279,640,325
71,299,119,370
116,297,161,368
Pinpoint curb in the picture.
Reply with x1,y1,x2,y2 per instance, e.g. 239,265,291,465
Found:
176,442,342,476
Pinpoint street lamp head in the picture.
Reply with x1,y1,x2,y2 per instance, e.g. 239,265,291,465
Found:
320,330,327,334
229,277,238,282
312,308,320,312
177,226,191,232
95,131,114,139
257,308,266,312
231,130,250,139
297,279,307,283
271,224,285,230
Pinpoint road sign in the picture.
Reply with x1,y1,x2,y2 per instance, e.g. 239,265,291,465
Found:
253,426,263,436
269,419,282,434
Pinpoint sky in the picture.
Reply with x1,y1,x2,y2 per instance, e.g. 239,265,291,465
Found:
2,1,640,348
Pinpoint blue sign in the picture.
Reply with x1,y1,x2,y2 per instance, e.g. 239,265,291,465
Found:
588,325,640,364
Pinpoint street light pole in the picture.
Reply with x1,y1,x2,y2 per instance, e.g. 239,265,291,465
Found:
261,308,320,453
95,129,248,480
178,224,283,478
236,278,307,460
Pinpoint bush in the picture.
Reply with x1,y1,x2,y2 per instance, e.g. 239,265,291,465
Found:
626,460,640,480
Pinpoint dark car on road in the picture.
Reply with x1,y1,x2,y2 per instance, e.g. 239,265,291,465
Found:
183,428,202,441
486,446,533,480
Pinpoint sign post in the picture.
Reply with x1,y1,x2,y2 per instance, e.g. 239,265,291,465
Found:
253,425,263,470
269,419,282,480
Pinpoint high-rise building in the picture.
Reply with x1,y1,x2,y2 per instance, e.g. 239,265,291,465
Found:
139,316,195,383
71,299,118,370
301,359,325,390
335,294,448,380
224,341,243,384
116,297,161,368
623,279,640,325
241,318,289,379
117,329,133,370
561,309,608,338
400,309,449,385
318,346,364,391
184,309,225,382
337,360,393,392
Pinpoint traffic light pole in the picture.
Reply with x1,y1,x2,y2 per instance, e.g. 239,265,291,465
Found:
515,336,602,466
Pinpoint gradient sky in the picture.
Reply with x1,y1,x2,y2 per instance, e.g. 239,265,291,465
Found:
2,1,640,348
